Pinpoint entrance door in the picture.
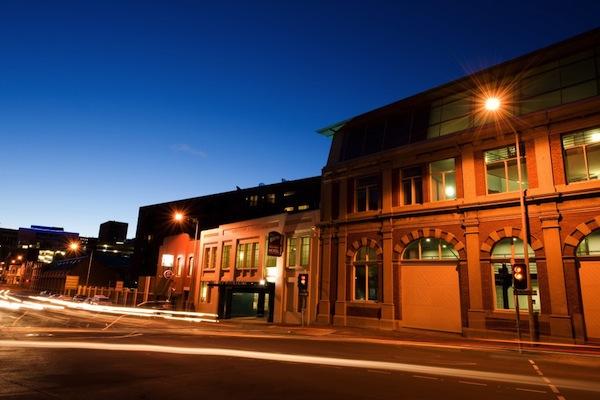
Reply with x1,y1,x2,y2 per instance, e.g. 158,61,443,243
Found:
401,264,462,333
579,261,600,340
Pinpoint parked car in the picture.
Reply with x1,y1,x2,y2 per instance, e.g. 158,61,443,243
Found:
72,294,88,303
86,295,113,306
136,301,173,311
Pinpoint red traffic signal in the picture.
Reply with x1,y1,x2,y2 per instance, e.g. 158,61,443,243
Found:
297,273,308,293
512,263,527,290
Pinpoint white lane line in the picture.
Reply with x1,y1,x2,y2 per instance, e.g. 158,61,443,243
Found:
515,387,547,394
528,359,566,400
102,314,127,331
458,380,487,386
412,375,440,380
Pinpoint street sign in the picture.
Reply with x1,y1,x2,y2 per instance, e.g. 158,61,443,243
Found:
163,269,174,279
65,275,79,290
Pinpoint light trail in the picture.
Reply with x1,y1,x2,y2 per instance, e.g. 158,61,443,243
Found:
1,339,598,393
27,295,218,323
0,290,65,312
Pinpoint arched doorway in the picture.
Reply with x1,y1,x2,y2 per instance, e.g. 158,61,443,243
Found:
576,229,600,340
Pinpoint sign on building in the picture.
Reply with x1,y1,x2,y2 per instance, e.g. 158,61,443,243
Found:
267,231,283,256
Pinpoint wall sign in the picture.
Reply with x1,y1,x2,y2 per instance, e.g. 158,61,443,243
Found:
267,231,283,257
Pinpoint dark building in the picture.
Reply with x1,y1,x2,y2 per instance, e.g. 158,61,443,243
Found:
98,221,128,245
18,225,79,264
0,228,18,260
133,177,321,278
316,28,600,342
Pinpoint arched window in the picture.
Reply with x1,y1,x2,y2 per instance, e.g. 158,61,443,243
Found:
176,256,183,276
577,230,600,256
353,247,379,301
402,238,458,260
187,256,194,277
491,237,540,311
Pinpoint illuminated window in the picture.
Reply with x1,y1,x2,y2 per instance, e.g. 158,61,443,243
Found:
577,230,600,256
203,246,217,270
402,238,458,260
430,158,456,201
563,128,600,183
491,237,540,311
401,167,422,205
284,206,294,212
353,247,379,301
200,282,210,303
176,256,183,276
221,244,231,270
286,237,297,267
298,204,309,210
187,256,194,276
236,242,259,270
300,237,310,267
485,145,527,194
356,176,379,212
161,254,174,268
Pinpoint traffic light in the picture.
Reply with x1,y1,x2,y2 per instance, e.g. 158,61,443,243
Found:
512,263,527,290
297,273,308,294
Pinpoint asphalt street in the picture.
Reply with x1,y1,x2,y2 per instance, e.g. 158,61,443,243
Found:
1,288,599,399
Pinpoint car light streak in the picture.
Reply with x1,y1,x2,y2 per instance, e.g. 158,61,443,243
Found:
0,290,65,311
0,339,598,393
28,295,217,322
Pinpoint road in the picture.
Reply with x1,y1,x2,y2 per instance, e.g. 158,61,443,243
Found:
1,288,599,399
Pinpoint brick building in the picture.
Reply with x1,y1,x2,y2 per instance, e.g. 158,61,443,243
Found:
315,29,600,342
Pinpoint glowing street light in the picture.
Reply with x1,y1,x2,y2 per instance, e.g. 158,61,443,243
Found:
173,212,199,310
484,96,501,111
483,94,536,343
68,242,80,251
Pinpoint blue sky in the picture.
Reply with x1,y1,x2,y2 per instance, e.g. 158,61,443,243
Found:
1,0,599,237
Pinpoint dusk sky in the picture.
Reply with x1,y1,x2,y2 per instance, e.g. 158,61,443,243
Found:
1,0,599,237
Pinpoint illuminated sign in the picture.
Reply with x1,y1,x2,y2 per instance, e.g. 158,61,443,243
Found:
161,254,174,267
267,231,283,257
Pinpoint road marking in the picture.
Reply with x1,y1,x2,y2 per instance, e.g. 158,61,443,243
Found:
516,387,547,394
102,314,127,331
11,312,28,326
528,359,566,400
412,375,440,380
458,380,487,386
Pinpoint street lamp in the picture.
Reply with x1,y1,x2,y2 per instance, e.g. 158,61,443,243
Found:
68,241,95,287
483,95,536,342
173,212,199,310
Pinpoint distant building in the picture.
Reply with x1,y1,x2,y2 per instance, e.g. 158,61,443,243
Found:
98,221,128,245
133,177,321,278
18,225,79,264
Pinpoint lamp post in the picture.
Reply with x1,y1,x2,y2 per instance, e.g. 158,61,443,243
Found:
174,212,199,310
484,97,536,343
69,241,94,287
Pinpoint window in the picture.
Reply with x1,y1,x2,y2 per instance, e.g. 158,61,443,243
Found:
221,244,232,270
187,256,194,276
356,176,379,212
266,193,276,204
430,158,456,201
402,238,458,260
247,195,258,206
200,282,210,303
298,204,309,211
300,237,310,267
236,242,259,270
286,237,297,267
265,255,277,282
562,128,600,183
353,247,379,301
203,246,217,270
161,254,174,267
485,145,527,194
491,237,540,311
577,230,600,256
401,167,423,205
427,91,472,138
519,50,598,115
176,256,183,276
